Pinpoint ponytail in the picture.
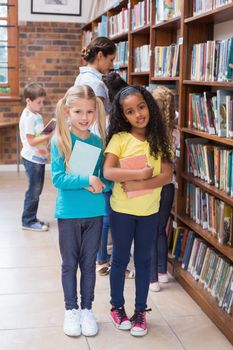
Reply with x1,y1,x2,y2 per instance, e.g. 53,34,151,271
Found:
96,97,106,148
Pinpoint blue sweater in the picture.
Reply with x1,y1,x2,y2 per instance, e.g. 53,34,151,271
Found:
50,132,110,219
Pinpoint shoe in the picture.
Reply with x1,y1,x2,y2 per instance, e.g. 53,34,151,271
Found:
149,282,160,292
158,273,169,283
125,269,135,279
37,219,49,227
110,305,131,330
98,266,110,276
63,309,81,337
22,222,48,232
81,309,98,336
130,309,151,337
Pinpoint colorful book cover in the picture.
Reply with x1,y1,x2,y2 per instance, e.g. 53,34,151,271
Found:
119,154,153,198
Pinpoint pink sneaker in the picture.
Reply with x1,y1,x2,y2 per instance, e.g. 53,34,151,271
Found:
130,309,151,337
158,273,169,283
110,305,131,330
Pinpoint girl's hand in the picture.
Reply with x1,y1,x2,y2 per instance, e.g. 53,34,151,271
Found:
140,165,153,180
121,181,142,192
85,186,95,193
89,175,106,193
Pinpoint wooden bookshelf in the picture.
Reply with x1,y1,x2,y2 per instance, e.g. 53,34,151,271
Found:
83,0,233,343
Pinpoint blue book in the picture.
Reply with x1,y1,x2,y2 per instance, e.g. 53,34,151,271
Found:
182,231,196,269
69,140,101,176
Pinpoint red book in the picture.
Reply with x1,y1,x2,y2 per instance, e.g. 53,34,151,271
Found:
119,154,153,198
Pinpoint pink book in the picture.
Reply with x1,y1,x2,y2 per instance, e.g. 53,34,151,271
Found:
119,154,153,198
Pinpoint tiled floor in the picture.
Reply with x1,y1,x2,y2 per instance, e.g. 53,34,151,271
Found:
0,171,232,350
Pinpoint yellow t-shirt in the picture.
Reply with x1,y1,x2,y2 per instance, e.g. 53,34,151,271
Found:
105,132,162,216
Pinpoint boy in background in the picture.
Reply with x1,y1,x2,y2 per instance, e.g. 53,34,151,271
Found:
19,82,53,231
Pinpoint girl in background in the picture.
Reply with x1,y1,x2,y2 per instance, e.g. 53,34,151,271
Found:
50,85,110,337
104,86,173,337
150,86,176,292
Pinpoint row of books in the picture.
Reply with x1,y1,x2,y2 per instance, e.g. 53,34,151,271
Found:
186,182,233,247
132,0,151,30
155,0,181,24
182,230,233,314
186,138,233,196
82,30,92,47
191,37,233,82
93,15,108,38
154,44,180,77
114,41,128,69
109,8,129,38
193,0,232,16
134,45,150,72
188,90,233,138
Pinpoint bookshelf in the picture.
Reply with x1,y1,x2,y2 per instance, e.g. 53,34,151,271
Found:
82,0,233,343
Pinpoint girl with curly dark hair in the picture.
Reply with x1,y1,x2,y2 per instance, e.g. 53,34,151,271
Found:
103,85,173,337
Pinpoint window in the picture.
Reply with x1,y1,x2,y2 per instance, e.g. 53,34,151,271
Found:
0,0,18,96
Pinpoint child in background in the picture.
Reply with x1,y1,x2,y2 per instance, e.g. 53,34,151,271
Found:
19,82,53,232
150,86,176,292
50,85,110,337
75,37,116,275
104,86,173,337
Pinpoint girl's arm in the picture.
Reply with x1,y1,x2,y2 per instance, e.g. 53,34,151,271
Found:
103,152,153,182
121,160,173,192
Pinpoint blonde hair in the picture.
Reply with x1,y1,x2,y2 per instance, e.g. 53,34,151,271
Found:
152,86,176,143
55,85,106,169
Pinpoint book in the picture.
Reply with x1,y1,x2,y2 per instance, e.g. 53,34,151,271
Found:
41,118,56,134
69,140,101,176
119,154,153,198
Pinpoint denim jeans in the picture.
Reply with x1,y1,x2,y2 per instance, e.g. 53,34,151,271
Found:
22,157,45,226
58,216,103,310
97,191,111,263
150,183,175,282
110,210,159,311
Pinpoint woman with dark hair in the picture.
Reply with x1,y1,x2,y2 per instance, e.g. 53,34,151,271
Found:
75,36,116,114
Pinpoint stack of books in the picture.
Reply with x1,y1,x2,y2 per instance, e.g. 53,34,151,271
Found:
155,0,181,24
154,44,180,77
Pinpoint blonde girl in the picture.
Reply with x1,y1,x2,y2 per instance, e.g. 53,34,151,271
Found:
50,85,110,338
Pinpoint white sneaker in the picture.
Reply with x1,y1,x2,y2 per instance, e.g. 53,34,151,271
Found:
81,309,98,336
149,282,160,292
158,273,169,283
63,309,81,337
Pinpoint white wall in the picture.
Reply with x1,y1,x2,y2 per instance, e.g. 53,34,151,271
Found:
18,0,92,23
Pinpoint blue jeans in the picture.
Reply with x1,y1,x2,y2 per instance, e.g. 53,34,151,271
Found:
58,216,103,310
22,157,45,226
110,210,159,311
97,191,111,263
150,183,175,282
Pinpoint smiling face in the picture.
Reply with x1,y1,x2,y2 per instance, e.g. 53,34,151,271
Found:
66,98,96,139
121,93,150,133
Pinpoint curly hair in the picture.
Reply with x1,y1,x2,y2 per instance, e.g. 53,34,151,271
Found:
106,85,173,161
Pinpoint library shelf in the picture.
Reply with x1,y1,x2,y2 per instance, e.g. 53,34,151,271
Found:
182,173,233,207
130,71,150,76
173,262,233,343
184,2,233,25
110,32,128,42
130,23,150,35
177,214,233,262
152,16,181,30
183,80,233,87
151,76,180,81
182,128,233,147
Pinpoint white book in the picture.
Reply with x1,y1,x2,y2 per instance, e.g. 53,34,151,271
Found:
69,140,101,176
